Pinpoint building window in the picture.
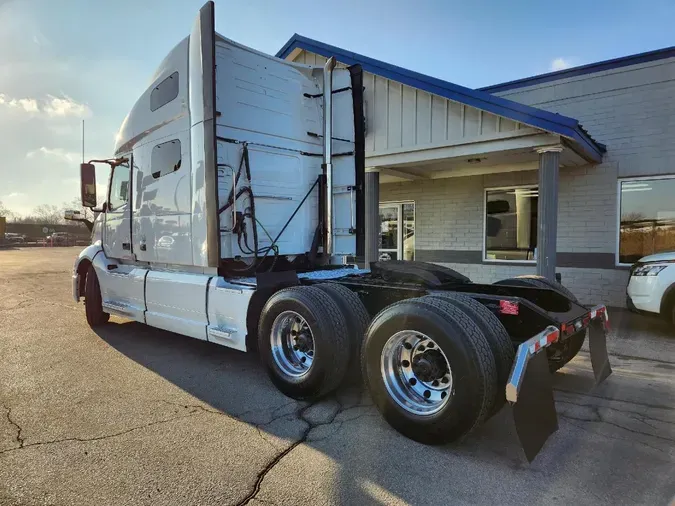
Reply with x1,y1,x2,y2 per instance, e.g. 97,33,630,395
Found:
151,140,182,179
484,186,538,261
379,202,415,261
150,72,179,111
618,177,675,265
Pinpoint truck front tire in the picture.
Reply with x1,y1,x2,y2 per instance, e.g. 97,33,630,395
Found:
84,264,109,327
258,286,351,400
362,297,497,445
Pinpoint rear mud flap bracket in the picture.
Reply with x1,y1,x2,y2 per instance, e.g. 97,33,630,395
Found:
505,306,611,462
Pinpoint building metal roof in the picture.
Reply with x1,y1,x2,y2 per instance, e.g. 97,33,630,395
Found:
277,35,606,163
480,46,675,93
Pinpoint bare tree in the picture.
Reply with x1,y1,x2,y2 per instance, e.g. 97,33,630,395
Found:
29,204,63,225
0,200,13,221
621,212,646,224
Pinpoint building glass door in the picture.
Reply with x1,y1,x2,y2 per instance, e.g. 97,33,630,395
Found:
379,202,415,261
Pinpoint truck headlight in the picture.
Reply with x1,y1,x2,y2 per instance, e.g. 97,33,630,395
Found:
632,265,668,276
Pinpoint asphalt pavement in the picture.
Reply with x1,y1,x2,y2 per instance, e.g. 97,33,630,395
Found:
1,247,674,505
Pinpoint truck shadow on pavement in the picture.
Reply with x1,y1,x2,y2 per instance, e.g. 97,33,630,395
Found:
91,317,666,505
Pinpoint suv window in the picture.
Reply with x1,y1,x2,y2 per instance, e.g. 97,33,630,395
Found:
150,72,179,111
109,160,130,211
151,140,181,179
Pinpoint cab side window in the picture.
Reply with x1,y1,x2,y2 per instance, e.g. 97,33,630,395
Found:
151,140,182,179
109,162,130,210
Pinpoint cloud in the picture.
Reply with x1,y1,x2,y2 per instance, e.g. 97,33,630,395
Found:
43,95,91,118
0,93,38,112
0,93,90,118
550,58,573,71
4,192,24,198
26,147,80,164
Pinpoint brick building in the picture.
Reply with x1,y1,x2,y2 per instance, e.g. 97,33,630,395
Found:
277,39,675,307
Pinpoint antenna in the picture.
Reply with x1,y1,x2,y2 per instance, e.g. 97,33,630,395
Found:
81,119,85,163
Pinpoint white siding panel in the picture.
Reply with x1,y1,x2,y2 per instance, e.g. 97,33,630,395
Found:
401,84,417,146
481,112,499,135
431,95,447,143
464,107,480,137
416,90,432,144
499,118,518,132
374,75,389,151
388,81,403,149
447,102,463,140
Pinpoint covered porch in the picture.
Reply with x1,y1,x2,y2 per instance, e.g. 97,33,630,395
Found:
363,123,606,279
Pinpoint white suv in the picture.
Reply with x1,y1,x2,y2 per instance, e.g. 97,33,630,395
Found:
626,251,675,324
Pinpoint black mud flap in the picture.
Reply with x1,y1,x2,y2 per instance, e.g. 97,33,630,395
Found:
506,307,612,463
510,351,559,462
589,319,612,384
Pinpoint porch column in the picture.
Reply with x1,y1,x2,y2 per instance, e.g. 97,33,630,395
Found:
536,146,563,280
365,168,380,268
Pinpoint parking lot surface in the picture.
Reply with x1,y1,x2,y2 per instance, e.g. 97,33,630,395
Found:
1,247,674,505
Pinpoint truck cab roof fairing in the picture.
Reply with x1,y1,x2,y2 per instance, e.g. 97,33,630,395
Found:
113,37,189,156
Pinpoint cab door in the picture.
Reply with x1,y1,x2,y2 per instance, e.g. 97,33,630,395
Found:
104,157,132,260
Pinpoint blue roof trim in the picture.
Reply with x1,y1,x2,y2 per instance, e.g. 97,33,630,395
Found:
480,46,675,94
277,35,605,162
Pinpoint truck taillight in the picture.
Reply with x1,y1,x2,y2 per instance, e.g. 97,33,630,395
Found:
499,299,519,315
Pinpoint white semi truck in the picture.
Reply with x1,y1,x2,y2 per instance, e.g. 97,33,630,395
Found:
73,2,613,461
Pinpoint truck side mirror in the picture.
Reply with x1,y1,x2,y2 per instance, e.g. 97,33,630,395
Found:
80,163,97,208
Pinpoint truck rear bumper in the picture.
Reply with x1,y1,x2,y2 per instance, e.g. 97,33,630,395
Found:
507,304,610,403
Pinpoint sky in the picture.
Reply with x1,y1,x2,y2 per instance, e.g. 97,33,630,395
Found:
1,0,674,217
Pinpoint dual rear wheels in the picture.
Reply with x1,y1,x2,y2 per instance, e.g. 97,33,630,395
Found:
362,296,509,444
257,283,369,400
258,285,513,445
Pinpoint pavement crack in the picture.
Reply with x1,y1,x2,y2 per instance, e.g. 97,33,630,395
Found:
555,388,675,412
559,408,675,448
557,399,675,426
608,352,675,366
238,395,349,506
0,409,202,456
562,417,669,455
3,404,24,448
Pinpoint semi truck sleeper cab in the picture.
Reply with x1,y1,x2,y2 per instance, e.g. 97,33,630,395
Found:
73,1,612,462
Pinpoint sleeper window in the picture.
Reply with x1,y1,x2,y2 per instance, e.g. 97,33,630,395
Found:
151,140,182,179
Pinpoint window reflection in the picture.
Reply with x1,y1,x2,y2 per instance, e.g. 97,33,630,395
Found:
485,187,538,261
619,178,675,264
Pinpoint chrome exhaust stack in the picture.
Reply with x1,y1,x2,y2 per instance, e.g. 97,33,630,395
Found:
323,57,337,256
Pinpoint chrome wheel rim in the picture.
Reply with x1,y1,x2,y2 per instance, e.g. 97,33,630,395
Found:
381,330,453,415
271,310,315,378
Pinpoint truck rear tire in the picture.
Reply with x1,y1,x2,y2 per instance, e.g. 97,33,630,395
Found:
493,276,585,372
422,293,514,417
313,283,370,383
84,264,109,327
362,297,497,445
258,286,351,400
